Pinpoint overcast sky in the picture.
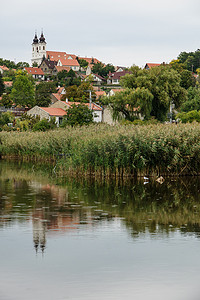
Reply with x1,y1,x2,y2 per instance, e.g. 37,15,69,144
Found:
1,0,200,67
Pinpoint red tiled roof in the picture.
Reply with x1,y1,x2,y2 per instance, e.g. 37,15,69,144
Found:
145,63,161,69
4,81,13,87
95,91,106,99
55,66,71,73
24,67,44,75
52,93,62,101
109,71,131,80
58,57,79,67
61,101,102,111
46,51,77,61
0,66,9,71
40,107,67,116
111,88,124,93
57,87,65,95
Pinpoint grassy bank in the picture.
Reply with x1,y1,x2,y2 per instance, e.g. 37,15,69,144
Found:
1,123,200,177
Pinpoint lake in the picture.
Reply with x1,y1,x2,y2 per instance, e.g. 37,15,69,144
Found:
0,160,200,300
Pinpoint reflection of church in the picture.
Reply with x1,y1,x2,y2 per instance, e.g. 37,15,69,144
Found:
32,214,46,254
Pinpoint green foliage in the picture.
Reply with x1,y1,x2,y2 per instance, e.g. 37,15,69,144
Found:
177,50,200,72
11,72,35,108
0,112,14,126
92,63,114,77
0,73,5,96
33,118,57,131
0,58,29,69
181,87,200,112
61,104,93,127
2,123,200,177
0,93,13,108
110,88,153,121
176,110,200,123
121,65,187,121
62,81,95,102
32,62,38,67
77,58,89,68
35,81,57,107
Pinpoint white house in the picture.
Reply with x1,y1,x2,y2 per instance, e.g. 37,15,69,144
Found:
50,100,103,122
24,67,45,80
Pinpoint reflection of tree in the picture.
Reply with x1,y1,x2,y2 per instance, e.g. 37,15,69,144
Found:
1,161,200,248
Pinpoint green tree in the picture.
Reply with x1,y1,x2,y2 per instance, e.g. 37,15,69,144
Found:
77,58,88,69
176,110,200,123
181,87,200,112
0,93,13,108
92,63,114,77
62,81,95,102
35,81,57,107
62,104,93,126
110,88,153,121
10,72,35,108
121,65,187,121
0,73,5,96
32,62,38,67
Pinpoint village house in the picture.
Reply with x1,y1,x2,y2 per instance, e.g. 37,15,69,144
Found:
144,63,162,70
24,67,45,80
107,70,130,85
50,100,103,122
108,88,124,97
27,106,67,125
39,58,57,77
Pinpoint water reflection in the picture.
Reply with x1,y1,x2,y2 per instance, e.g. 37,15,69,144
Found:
1,160,200,254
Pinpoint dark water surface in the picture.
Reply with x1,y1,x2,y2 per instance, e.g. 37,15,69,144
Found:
0,161,200,300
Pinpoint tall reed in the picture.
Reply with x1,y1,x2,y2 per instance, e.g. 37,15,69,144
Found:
1,123,200,177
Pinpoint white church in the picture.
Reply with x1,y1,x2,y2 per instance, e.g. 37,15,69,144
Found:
31,32,47,66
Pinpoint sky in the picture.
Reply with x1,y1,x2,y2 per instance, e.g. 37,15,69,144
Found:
1,0,200,68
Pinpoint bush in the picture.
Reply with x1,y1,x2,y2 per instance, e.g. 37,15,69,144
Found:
33,118,57,131
176,110,200,123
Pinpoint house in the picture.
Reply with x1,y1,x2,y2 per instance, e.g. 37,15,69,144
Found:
51,100,103,122
57,57,80,71
87,73,106,85
4,81,13,88
0,66,9,74
50,87,66,104
144,63,161,70
46,51,80,71
39,58,57,77
27,106,67,125
24,67,45,80
107,70,130,85
108,88,124,97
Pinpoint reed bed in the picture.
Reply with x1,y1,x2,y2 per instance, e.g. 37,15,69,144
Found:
1,123,200,177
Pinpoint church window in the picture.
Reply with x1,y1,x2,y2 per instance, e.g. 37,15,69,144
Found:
33,47,34,51
39,46,41,50
43,46,45,50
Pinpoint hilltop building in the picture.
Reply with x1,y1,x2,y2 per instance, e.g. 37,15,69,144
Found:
31,32,47,66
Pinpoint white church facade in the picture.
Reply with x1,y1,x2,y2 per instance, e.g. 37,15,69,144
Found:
31,32,47,66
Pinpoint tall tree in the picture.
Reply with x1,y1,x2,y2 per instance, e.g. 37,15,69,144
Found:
35,81,57,107
62,104,93,127
10,72,35,107
110,88,153,121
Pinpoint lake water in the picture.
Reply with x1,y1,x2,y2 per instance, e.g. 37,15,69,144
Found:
0,161,200,300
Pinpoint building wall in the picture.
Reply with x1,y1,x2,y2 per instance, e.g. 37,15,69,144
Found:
27,106,49,120
92,110,102,122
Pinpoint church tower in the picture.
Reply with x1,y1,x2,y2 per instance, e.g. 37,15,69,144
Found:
31,31,47,66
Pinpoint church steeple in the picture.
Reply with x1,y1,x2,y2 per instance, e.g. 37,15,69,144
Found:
39,31,46,43
31,30,47,66
33,32,39,44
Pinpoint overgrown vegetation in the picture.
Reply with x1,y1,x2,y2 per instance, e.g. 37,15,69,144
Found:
1,123,200,177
